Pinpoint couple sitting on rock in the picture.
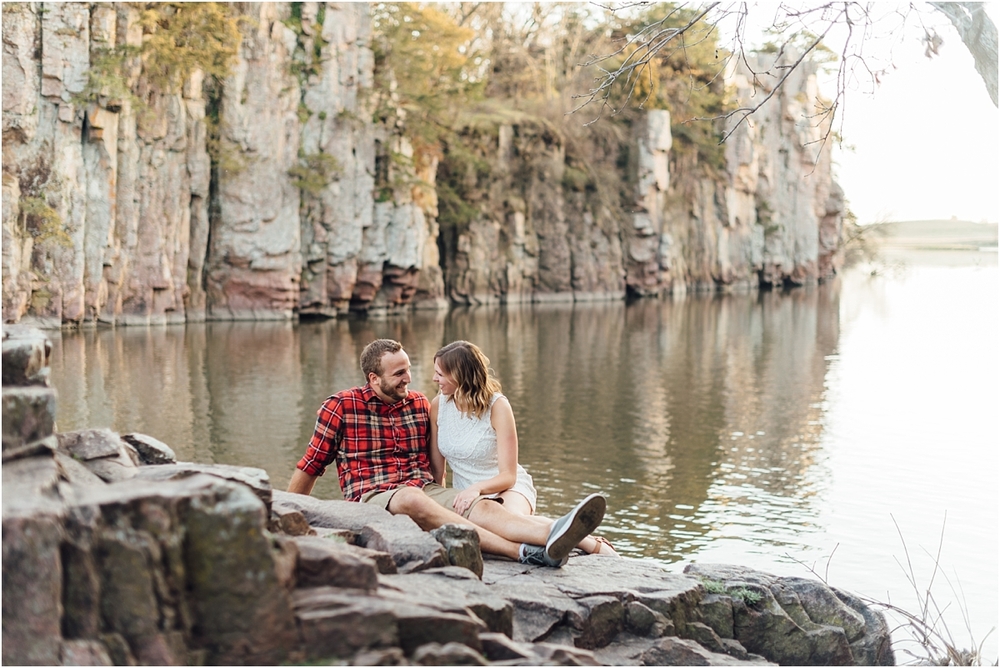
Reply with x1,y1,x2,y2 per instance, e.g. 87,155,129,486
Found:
288,338,618,566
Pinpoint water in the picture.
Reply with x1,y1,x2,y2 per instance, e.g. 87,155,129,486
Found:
49,249,998,662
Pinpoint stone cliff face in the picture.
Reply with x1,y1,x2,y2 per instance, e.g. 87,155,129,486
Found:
2,3,844,326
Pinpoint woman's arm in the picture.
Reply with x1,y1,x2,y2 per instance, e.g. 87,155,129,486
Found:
453,397,519,505
429,395,446,485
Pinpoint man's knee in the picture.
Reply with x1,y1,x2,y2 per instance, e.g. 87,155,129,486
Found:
387,486,432,516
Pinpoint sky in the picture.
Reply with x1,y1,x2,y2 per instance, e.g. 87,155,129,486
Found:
821,4,999,225
712,2,998,225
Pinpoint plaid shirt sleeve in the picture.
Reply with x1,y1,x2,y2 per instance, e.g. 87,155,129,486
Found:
296,395,344,477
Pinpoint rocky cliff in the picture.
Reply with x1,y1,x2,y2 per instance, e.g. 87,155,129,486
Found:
2,3,844,327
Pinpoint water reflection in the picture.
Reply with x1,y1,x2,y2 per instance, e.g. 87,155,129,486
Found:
51,282,839,563
47,253,999,660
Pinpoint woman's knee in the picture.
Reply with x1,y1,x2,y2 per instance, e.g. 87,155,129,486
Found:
499,491,533,516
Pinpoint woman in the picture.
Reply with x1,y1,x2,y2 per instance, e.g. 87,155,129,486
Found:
429,340,617,556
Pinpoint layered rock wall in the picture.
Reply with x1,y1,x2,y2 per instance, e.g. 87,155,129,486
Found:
3,4,844,326
2,3,443,327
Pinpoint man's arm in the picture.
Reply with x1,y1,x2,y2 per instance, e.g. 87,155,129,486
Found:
287,468,319,495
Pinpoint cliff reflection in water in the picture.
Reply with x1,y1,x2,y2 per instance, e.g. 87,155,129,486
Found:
49,283,839,563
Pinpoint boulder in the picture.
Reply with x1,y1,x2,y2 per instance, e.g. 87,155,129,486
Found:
290,535,380,590
1,509,65,665
56,428,139,482
684,563,893,666
121,433,177,465
269,505,314,535
1,326,52,386
430,522,483,578
273,490,448,573
62,474,297,665
2,386,57,449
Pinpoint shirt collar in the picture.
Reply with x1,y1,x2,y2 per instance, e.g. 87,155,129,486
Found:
361,383,410,408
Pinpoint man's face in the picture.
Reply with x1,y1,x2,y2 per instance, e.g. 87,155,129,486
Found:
370,350,411,403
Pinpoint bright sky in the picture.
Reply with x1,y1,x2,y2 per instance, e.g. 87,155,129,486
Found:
824,4,999,224
714,2,998,225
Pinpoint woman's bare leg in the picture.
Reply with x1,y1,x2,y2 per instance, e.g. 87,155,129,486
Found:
497,490,535,516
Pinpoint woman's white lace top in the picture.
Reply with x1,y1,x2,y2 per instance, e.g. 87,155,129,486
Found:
436,392,536,508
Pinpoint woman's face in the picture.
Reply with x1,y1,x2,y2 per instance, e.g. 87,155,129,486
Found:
433,359,458,396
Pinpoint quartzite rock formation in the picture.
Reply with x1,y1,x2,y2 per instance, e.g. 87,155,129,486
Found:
3,326,893,666
2,3,844,327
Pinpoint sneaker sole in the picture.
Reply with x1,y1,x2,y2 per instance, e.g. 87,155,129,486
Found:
545,493,606,563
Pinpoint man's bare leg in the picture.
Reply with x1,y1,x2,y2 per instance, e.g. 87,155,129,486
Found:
387,486,523,559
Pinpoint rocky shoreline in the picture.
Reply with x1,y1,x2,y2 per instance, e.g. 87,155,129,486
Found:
3,325,893,666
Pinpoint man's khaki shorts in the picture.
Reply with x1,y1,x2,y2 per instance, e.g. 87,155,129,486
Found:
362,483,497,519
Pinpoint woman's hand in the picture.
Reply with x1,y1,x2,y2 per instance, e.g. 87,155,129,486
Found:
452,487,481,516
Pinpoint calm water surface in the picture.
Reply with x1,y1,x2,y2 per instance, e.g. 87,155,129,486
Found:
50,250,998,661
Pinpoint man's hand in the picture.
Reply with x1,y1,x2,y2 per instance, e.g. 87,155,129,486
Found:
452,487,481,516
287,468,319,496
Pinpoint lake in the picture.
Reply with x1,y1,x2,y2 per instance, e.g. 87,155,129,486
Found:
49,248,998,662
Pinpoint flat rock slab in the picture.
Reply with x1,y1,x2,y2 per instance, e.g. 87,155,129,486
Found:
134,462,272,509
290,534,380,590
273,491,447,573
56,429,139,482
482,556,703,648
593,635,776,666
292,586,487,658
378,566,513,637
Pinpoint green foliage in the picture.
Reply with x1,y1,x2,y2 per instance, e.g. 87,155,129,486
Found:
284,3,330,85
73,47,140,108
562,164,591,192
371,3,481,150
435,135,491,230
288,151,342,195
137,3,244,91
298,103,312,124
700,578,763,606
204,82,247,175
19,196,72,247
75,3,244,106
30,288,54,313
610,4,733,176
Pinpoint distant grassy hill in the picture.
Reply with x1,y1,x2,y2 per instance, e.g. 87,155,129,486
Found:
868,219,998,250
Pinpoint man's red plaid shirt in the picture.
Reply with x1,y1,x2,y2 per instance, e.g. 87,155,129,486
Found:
296,384,434,502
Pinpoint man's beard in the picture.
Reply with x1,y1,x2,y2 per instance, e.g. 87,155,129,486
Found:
382,378,408,402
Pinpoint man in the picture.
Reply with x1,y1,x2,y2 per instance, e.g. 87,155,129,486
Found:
288,338,605,567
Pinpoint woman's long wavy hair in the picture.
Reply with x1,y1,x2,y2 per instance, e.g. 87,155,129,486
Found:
434,341,502,419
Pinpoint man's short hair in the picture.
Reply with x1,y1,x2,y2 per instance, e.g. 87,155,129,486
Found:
360,339,403,379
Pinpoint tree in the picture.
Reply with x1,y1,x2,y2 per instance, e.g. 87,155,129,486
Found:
929,2,998,106
574,2,998,139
